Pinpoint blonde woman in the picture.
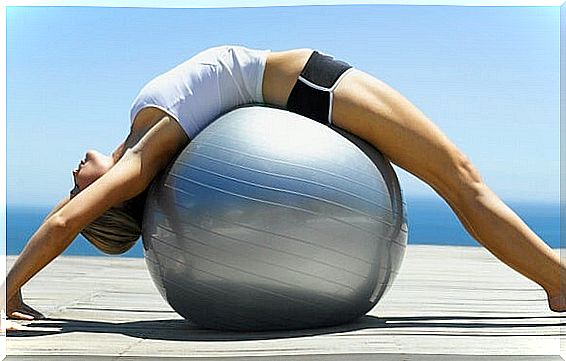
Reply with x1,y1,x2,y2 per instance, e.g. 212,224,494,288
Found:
6,45,564,322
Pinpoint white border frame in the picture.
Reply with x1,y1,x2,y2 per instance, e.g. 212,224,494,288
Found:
2,1,564,360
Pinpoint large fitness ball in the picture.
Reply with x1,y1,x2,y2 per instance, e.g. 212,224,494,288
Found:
142,106,408,331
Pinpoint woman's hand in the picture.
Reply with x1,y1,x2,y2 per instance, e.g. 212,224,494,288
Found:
7,289,45,321
5,113,188,314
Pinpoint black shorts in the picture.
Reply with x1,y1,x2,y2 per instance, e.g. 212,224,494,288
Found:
286,51,353,125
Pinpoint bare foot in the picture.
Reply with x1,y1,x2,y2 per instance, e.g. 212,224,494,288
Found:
546,290,565,312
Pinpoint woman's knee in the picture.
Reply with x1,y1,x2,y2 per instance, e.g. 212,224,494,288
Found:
434,154,487,206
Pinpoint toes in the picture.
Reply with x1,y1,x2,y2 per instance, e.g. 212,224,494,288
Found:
548,294,566,312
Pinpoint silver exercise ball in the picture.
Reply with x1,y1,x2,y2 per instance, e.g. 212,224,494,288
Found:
142,106,408,331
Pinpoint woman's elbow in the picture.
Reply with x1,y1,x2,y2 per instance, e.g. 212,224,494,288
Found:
44,214,76,247
48,214,69,231
126,171,153,199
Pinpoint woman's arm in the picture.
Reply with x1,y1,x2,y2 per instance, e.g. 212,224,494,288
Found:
2,195,71,321
6,115,188,305
42,196,71,222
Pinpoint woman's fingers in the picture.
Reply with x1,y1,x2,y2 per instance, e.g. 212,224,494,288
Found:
9,311,35,321
7,290,45,321
21,304,45,320
9,304,45,320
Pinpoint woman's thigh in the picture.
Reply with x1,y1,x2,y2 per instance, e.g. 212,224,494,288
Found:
331,69,482,200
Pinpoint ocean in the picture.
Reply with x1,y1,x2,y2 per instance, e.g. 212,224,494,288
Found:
6,196,560,258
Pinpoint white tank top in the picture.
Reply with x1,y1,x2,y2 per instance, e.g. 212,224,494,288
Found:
130,45,270,139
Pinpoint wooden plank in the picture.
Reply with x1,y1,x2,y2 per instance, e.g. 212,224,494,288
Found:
4,354,564,361
5,246,565,358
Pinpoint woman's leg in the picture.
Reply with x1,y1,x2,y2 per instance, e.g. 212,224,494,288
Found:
331,69,564,311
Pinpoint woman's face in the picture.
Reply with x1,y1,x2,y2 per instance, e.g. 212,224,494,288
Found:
70,150,114,197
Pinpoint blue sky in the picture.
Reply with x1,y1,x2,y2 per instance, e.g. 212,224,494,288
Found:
7,4,559,206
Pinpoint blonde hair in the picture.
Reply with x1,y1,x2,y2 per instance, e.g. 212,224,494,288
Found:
80,190,148,255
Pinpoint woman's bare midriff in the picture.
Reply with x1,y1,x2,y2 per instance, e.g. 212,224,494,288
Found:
129,49,314,148
262,49,314,108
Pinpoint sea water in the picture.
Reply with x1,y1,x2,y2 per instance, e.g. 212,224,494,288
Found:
6,196,560,258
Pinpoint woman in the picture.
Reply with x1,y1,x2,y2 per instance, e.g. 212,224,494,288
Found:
6,45,565,321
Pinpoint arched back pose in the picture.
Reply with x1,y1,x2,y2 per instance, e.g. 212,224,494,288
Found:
6,45,565,321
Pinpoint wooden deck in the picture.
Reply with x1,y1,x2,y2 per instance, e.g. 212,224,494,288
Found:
5,245,565,360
